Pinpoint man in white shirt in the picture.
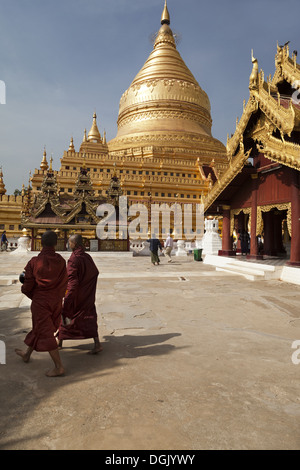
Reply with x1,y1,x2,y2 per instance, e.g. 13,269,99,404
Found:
165,233,174,262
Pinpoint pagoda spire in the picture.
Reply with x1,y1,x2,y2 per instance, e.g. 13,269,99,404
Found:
161,0,170,25
87,112,101,143
0,167,6,195
68,136,75,152
40,147,48,171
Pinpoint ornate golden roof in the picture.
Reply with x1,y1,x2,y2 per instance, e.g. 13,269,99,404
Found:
109,2,220,152
205,42,300,212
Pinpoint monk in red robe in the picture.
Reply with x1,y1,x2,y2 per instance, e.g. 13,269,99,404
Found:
57,234,102,354
15,230,68,377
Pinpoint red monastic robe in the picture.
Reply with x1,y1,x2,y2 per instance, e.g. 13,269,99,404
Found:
22,247,68,352
58,246,99,341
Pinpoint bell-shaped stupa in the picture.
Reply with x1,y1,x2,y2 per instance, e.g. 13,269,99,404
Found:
109,0,226,165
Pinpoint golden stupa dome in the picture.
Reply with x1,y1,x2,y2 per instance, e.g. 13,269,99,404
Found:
109,1,215,149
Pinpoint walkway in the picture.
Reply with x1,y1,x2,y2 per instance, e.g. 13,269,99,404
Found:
0,251,299,450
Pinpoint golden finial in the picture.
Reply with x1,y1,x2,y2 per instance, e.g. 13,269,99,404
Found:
87,112,101,143
21,183,25,196
83,128,87,143
103,129,106,144
161,0,170,25
49,156,53,171
82,153,86,169
40,146,48,171
27,170,32,190
68,136,75,151
249,49,259,90
0,166,6,195
267,73,272,95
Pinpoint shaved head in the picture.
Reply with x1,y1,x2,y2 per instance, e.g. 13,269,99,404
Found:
69,234,84,249
41,230,57,247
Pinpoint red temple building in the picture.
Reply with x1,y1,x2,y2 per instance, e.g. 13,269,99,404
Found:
204,44,300,266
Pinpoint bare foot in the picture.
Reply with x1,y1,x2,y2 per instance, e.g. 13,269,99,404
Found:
45,367,65,377
88,345,103,355
15,349,31,363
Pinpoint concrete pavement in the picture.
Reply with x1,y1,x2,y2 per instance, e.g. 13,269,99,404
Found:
0,251,300,450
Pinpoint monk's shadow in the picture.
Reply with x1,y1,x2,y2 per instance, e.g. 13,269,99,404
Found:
60,332,185,375
102,332,183,358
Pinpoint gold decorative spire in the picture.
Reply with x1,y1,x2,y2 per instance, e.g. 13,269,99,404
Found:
49,156,53,172
27,171,32,192
87,112,101,143
68,136,75,151
0,167,6,195
82,153,86,169
161,0,170,25
82,128,87,143
40,147,48,171
249,49,259,90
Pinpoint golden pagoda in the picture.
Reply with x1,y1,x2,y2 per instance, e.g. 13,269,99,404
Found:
110,1,219,152
108,1,228,204
30,1,228,209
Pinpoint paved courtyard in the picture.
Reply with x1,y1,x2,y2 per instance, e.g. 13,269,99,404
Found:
0,250,300,450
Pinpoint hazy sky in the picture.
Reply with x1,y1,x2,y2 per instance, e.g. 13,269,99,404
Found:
0,0,299,194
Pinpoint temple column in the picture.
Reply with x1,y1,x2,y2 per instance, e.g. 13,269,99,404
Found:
248,174,262,259
288,169,300,266
218,205,235,256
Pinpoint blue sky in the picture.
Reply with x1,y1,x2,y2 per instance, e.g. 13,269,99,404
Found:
0,0,299,194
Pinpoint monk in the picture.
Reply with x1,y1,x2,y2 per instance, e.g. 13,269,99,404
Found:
57,234,102,354
15,230,68,377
